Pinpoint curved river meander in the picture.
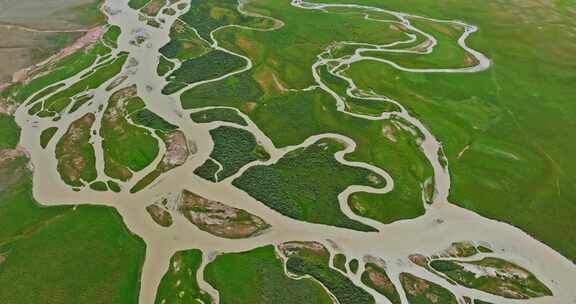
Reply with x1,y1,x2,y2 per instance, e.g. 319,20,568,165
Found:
12,0,576,303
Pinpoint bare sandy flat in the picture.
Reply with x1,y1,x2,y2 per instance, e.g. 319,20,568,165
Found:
0,0,99,30
0,0,103,85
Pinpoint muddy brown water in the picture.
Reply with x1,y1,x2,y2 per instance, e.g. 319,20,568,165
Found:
9,0,576,303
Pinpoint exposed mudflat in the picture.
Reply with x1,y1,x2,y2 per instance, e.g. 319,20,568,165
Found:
0,0,103,84
0,0,99,30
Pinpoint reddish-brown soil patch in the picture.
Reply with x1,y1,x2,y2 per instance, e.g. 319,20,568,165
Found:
178,190,269,239
55,113,96,187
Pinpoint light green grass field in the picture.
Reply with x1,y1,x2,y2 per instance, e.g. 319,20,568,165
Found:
179,0,576,261
204,245,333,304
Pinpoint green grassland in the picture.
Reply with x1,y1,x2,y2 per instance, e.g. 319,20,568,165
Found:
194,126,269,181
103,25,122,49
180,2,436,227
179,0,576,261
317,65,401,117
362,18,473,69
181,71,263,109
212,0,410,89
155,249,212,304
0,124,144,304
204,245,332,304
187,84,432,225
0,114,20,149
233,138,383,231
189,108,247,126
0,195,145,304
101,88,160,181
315,0,576,260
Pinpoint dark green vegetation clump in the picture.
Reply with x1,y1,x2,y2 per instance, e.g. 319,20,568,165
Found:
399,272,458,304
333,253,347,273
190,108,247,126
193,158,219,183
361,263,401,304
107,180,121,193
163,50,246,94
349,259,359,274
474,300,494,304
129,109,178,132
195,126,269,181
233,138,383,231
40,127,58,148
477,246,493,253
284,243,375,304
130,170,161,193
204,245,332,304
177,0,274,42
429,258,552,299
128,0,151,10
89,181,108,192
155,250,212,304
157,56,175,76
